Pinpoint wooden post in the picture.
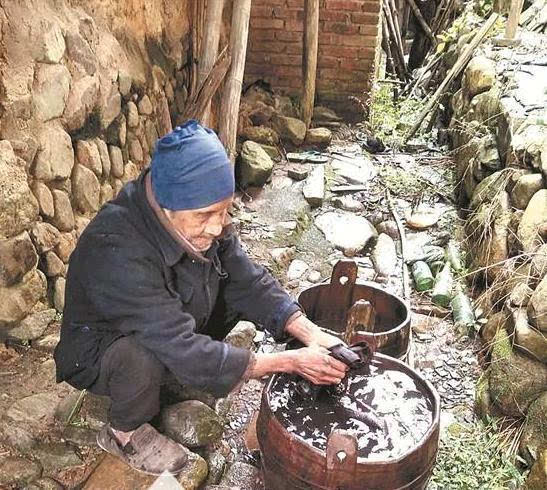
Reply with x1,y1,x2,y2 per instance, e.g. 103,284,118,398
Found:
219,0,252,163
198,0,225,125
301,0,320,129
505,0,525,39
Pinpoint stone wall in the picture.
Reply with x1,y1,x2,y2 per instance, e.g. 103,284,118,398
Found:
0,0,197,337
245,0,382,119
447,29,547,485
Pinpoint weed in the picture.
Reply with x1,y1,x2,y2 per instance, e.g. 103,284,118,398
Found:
430,418,525,489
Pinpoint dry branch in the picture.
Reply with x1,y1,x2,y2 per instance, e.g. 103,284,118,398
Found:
406,13,499,140
404,0,436,44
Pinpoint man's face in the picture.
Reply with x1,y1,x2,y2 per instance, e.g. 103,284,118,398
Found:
166,196,232,251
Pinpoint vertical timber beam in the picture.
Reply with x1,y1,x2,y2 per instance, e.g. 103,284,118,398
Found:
198,0,225,125
301,0,319,129
505,0,525,39
219,0,251,163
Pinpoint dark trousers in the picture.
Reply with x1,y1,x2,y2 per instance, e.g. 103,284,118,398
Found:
88,303,238,432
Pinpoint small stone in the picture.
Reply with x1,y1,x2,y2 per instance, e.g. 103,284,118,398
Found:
308,270,321,283
332,195,364,212
33,64,71,122
161,400,224,448
51,190,74,232
0,456,42,486
205,451,226,486
122,162,140,183
30,222,60,254
7,308,56,341
138,95,153,115
35,21,65,64
220,462,261,489
509,282,533,307
33,332,60,353
118,69,132,97
0,270,46,327
55,232,77,263
287,165,309,181
270,247,295,267
514,319,547,363
34,442,82,473
72,164,101,214
32,182,55,219
42,251,65,277
512,173,544,210
33,124,75,181
375,220,399,240
0,231,38,287
288,259,309,280
524,448,547,490
108,145,124,178
463,56,495,97
238,141,274,187
518,189,547,253
303,165,324,207
371,233,397,277
240,126,279,145
126,101,139,128
25,477,64,490
272,114,307,145
305,127,332,147
528,274,547,332
75,140,103,177
128,137,144,164
224,321,257,351
100,183,114,205
99,87,121,131
53,277,66,312
63,75,99,132
95,138,111,177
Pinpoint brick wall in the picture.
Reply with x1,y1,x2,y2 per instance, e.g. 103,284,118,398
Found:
244,0,382,119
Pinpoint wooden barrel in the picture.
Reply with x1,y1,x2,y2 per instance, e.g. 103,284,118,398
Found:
298,260,411,360
257,354,440,490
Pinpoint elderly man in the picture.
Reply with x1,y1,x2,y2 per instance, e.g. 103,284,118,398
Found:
54,120,346,475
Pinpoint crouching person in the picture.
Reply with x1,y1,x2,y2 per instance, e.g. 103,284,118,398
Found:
54,120,347,475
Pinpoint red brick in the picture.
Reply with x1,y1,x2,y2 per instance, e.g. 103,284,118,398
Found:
320,68,356,80
361,1,381,13
341,34,376,47
287,0,306,7
253,0,285,5
249,41,287,53
340,58,371,70
245,63,276,76
275,30,302,42
251,17,284,29
323,21,359,34
359,24,379,36
249,29,276,42
247,51,272,64
351,12,379,23
318,56,340,68
320,45,360,57
251,5,274,17
270,54,302,66
318,33,336,45
284,19,304,31
358,47,377,60
273,7,299,19
320,10,350,22
277,77,303,89
276,65,302,77
325,0,364,10
286,43,304,55
316,79,340,90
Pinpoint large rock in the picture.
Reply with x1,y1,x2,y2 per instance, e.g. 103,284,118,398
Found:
0,456,42,487
138,95,153,115
480,311,508,349
109,145,124,178
0,141,39,238
7,308,57,341
512,173,544,210
33,64,71,122
520,393,547,467
371,233,397,277
271,114,306,145
331,154,377,185
489,328,547,416
302,165,325,207
33,124,75,181
526,449,547,490
42,251,65,277
126,101,139,128
51,190,75,232
161,400,224,448
0,232,38,287
528,274,547,332
518,189,547,252
75,140,102,177
98,85,122,131
34,20,65,64
531,244,547,285
65,31,97,76
238,141,274,187
469,169,514,209
34,442,82,473
508,124,547,169
463,56,495,98
30,222,61,254
240,126,279,145
72,164,100,214
0,392,59,450
305,127,332,147
315,212,377,257
32,182,55,219
63,75,99,132
287,259,309,281
513,307,547,363
0,270,46,327
128,137,143,164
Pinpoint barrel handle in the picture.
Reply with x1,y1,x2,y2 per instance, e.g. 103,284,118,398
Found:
327,260,358,311
325,429,358,489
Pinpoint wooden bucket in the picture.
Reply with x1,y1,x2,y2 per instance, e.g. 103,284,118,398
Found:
297,260,411,360
257,354,440,490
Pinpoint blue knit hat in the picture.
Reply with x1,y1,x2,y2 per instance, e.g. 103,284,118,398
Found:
151,120,234,210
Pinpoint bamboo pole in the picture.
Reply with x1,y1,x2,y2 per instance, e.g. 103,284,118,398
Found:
403,0,436,44
219,0,252,163
406,13,499,140
381,18,397,78
301,0,320,129
382,3,406,78
198,0,225,125
505,0,525,39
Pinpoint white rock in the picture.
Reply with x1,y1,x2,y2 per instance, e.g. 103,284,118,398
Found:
308,270,321,283
33,64,71,122
331,154,377,185
287,260,309,280
303,165,324,207
315,212,377,257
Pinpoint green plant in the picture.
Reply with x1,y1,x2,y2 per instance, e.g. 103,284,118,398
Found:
429,418,525,489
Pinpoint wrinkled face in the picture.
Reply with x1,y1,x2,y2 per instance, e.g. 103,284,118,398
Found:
165,196,232,251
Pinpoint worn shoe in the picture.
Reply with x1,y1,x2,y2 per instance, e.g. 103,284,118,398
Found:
97,423,188,475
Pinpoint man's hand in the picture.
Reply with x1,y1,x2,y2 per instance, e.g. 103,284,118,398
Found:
284,312,343,349
287,346,348,385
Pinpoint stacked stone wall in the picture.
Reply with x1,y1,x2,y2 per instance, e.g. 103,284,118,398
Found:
0,0,201,337
245,0,382,118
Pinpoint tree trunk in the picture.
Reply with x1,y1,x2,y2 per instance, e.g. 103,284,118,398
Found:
219,0,252,163
198,0,225,125
301,0,319,128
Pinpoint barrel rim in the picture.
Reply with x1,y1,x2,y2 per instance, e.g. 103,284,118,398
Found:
262,352,440,467
297,280,411,340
